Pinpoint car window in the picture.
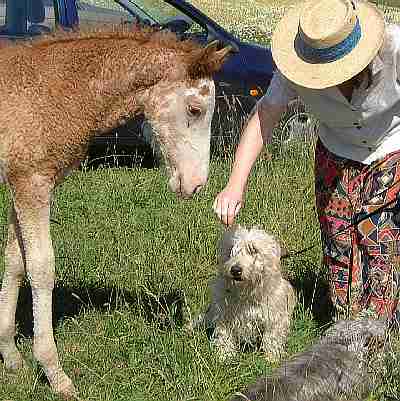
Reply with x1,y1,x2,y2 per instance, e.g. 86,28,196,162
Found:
171,0,271,46
77,1,135,26
0,0,206,40
0,0,4,26
121,0,206,36
126,0,183,23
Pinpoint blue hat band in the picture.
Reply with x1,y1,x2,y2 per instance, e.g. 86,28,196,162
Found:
295,18,362,64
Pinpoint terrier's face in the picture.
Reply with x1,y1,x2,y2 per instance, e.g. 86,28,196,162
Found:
218,225,282,286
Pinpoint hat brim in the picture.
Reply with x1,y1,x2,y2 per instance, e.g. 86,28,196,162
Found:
271,1,385,89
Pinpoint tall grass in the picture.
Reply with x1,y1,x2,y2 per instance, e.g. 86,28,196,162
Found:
1,139,397,400
0,146,322,401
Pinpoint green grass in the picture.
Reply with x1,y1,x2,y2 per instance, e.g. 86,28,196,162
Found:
1,142,398,400
0,144,322,401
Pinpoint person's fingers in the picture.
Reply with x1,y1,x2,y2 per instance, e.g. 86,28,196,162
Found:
227,201,241,226
223,200,230,227
234,202,242,218
213,195,224,218
219,197,229,225
227,200,235,226
212,193,242,226
214,196,228,223
223,199,240,227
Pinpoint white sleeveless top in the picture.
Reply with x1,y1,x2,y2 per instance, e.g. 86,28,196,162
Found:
263,23,400,165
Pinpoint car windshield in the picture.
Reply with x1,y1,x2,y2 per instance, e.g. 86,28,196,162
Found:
81,0,206,36
119,0,271,46
118,0,189,25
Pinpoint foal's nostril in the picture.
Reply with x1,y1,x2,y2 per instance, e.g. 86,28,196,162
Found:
230,264,242,277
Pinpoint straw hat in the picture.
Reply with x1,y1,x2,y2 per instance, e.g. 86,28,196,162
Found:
271,0,385,89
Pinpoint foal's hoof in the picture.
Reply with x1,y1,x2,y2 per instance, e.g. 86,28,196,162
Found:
52,375,79,401
58,384,79,401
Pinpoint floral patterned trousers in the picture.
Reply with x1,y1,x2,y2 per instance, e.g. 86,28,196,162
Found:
315,139,400,323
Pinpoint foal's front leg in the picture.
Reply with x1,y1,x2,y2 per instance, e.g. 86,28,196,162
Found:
0,206,25,370
14,179,76,399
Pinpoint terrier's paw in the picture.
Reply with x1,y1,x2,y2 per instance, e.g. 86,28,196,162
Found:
215,346,238,362
184,313,205,335
211,338,238,362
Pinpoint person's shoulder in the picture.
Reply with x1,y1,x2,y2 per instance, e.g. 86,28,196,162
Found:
376,23,400,61
273,68,296,90
264,68,298,106
385,23,400,35
384,23,400,49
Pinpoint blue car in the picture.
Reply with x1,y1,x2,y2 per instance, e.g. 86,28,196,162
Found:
0,0,276,158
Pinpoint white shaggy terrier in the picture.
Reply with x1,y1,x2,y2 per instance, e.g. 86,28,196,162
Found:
190,225,296,361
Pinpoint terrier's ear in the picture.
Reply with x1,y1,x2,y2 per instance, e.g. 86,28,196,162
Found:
188,41,234,78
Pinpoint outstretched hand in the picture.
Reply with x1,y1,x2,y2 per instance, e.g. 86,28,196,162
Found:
213,188,243,227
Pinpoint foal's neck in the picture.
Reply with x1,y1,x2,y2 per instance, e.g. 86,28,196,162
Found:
32,36,182,133
81,39,186,132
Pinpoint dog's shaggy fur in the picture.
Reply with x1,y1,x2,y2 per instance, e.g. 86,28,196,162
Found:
190,225,296,361
230,319,389,401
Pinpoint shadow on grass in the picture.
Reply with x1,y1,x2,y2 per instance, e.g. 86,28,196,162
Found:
15,281,185,339
84,143,159,170
288,260,335,327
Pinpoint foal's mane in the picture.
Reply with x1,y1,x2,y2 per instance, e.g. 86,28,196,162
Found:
21,25,232,79
27,25,202,54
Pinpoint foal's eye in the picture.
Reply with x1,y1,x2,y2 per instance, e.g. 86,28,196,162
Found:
187,104,202,118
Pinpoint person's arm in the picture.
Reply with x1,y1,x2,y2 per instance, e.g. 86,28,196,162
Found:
226,101,286,193
213,70,298,226
213,101,286,226
396,25,400,82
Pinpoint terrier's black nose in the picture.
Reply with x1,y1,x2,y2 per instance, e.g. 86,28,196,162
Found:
230,264,242,277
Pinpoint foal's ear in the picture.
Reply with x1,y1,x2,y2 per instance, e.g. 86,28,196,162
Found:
188,40,234,78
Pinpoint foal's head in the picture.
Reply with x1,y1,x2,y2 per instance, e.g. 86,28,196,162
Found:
141,39,233,198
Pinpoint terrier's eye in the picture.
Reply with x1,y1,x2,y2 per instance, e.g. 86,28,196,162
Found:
246,242,257,256
187,104,202,118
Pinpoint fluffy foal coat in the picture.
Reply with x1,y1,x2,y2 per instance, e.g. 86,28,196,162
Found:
231,319,389,401
0,27,231,399
191,225,296,361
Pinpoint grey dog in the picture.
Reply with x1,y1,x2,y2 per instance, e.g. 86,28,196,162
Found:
230,319,389,401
